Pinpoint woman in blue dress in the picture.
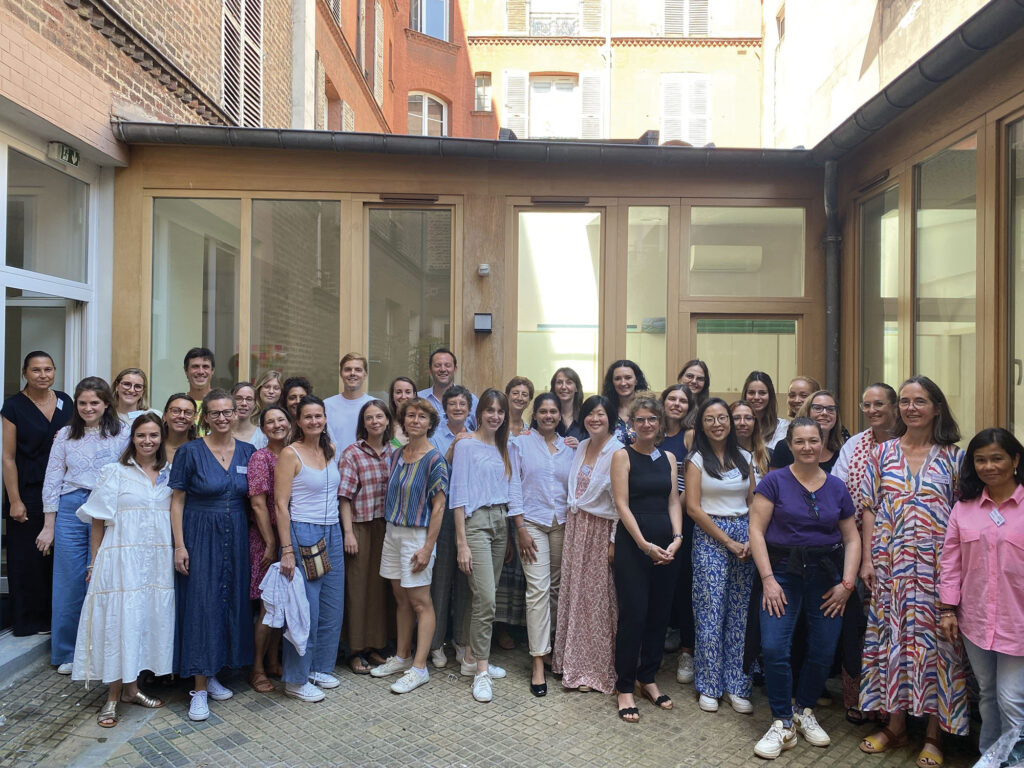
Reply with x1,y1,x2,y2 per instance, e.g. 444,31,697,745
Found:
170,389,256,722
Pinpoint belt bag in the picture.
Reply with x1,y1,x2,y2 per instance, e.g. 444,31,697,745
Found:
299,537,331,581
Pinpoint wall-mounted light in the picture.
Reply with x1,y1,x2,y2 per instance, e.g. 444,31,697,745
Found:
474,313,492,334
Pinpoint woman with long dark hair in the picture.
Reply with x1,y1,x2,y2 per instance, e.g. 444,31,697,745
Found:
42,376,128,673
162,393,198,465
939,428,1024,752
742,371,788,449
602,359,649,447
770,390,845,472
678,359,711,411
551,367,586,442
1,351,73,636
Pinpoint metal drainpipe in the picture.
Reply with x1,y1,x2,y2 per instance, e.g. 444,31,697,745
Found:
824,160,841,395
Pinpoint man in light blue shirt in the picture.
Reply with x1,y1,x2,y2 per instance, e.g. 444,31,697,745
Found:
418,347,478,430
324,353,373,451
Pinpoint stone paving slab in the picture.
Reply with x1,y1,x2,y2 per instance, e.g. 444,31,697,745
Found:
0,647,979,767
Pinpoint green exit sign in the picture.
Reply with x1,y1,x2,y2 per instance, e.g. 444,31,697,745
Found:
47,141,80,167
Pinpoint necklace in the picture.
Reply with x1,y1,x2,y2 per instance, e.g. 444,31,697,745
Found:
24,389,54,407
209,438,235,463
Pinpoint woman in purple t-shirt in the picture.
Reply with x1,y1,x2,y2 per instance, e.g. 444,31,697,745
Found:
747,418,861,760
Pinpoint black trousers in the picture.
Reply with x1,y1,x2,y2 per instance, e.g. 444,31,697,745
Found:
613,514,681,693
4,500,53,635
668,513,696,647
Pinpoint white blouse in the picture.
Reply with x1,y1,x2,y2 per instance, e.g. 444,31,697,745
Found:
511,431,574,526
42,425,130,513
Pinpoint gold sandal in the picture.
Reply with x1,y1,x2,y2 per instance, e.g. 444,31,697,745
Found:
97,700,118,728
121,690,164,708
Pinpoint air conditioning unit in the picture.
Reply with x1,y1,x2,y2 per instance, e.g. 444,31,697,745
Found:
689,244,763,272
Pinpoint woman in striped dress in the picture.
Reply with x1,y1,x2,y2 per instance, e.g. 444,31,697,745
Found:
858,377,968,768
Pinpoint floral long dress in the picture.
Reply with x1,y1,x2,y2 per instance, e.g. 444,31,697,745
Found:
858,440,969,734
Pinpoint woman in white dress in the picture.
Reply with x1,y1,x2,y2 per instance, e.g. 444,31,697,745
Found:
72,412,174,726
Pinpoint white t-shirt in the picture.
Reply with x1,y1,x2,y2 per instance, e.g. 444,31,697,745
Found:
689,448,752,518
767,418,790,450
324,393,373,452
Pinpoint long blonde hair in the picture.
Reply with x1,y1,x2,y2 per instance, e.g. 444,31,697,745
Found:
730,400,769,476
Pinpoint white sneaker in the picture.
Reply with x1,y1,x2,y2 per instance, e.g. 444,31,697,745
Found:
460,660,506,679
370,656,412,678
754,720,797,759
390,667,429,694
472,671,493,702
284,682,325,702
188,690,210,721
793,707,830,747
309,671,340,689
676,652,694,684
724,692,753,714
698,693,719,712
454,644,467,664
56,663,73,675
206,676,234,701
430,646,448,669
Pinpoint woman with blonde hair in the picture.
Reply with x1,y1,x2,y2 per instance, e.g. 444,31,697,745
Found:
112,368,155,427
730,400,770,478
254,370,284,412
770,391,845,473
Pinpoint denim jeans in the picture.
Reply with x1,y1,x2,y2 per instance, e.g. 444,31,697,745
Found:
51,489,91,665
759,564,843,720
963,636,1024,752
282,521,345,684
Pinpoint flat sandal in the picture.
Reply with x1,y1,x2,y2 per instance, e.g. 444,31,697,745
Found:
97,700,118,728
121,690,164,708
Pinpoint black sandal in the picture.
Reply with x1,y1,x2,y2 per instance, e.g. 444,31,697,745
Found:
640,685,673,710
618,706,639,723
846,707,870,725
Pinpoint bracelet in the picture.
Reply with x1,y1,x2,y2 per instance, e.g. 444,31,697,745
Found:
85,565,93,571
672,533,684,540
939,609,956,616
841,579,854,590
760,573,773,581
515,524,526,531
174,546,186,552
646,542,654,556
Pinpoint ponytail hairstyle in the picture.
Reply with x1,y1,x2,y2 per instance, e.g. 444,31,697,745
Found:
476,388,512,479
292,394,334,462
529,392,561,430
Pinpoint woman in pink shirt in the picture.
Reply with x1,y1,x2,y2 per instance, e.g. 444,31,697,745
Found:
938,427,1024,752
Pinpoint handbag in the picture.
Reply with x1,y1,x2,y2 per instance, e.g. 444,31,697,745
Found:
299,537,331,581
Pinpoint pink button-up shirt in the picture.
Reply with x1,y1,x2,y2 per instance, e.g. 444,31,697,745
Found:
938,483,1024,655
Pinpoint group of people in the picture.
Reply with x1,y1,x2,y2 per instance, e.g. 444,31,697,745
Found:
2,347,1021,766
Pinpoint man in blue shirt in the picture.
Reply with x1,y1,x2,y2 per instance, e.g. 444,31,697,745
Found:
417,347,478,429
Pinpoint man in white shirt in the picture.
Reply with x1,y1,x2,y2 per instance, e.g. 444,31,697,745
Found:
324,353,373,451
417,348,478,429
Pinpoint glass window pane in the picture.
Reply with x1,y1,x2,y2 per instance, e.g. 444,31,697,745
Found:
408,95,423,135
424,0,446,39
251,200,341,398
6,150,88,282
915,136,976,439
1008,119,1024,442
695,318,797,407
859,186,899,407
4,288,68,395
517,211,601,394
426,98,444,136
368,209,451,395
689,207,804,297
151,198,240,407
626,207,669,388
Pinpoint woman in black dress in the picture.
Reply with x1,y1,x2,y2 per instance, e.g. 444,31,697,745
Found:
610,393,684,722
1,351,73,635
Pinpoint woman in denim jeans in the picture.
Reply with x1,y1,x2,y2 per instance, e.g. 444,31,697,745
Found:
747,418,860,760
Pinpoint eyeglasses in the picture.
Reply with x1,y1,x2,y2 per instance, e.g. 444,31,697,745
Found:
702,415,731,425
682,373,706,384
168,407,196,418
899,398,931,408
802,489,820,521
119,382,144,392
860,400,889,411
632,416,660,425
235,396,256,404
207,408,236,419
809,404,837,415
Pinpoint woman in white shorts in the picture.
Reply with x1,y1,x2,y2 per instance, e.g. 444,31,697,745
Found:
369,398,448,694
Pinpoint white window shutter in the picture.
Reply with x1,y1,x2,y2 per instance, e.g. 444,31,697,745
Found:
241,0,263,127
374,0,384,105
688,0,709,35
222,0,242,123
664,0,684,34
359,0,367,71
580,72,602,139
660,74,683,141
582,0,602,35
506,0,527,34
686,74,710,145
504,70,528,138
342,101,355,131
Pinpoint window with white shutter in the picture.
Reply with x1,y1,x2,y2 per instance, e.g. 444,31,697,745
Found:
222,0,263,127
660,73,710,146
506,0,527,33
342,101,355,132
530,76,579,139
581,0,602,35
503,70,528,138
580,72,602,139
664,0,709,36
374,1,384,105
358,0,366,73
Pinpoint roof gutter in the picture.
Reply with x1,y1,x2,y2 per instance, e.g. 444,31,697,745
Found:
812,0,1024,162
111,121,817,168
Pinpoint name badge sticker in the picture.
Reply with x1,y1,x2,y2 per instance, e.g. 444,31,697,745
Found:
990,508,1006,527
56,398,64,410
650,448,662,462
236,466,248,475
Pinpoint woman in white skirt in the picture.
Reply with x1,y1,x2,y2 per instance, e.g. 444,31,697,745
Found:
73,412,174,726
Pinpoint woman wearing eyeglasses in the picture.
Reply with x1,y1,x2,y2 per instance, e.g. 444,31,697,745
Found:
747,418,860,759
231,382,267,449
770,391,845,473
112,368,156,427
170,389,256,722
677,360,710,411
162,394,198,465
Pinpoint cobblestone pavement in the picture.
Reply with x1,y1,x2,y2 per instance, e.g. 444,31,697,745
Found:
0,646,979,768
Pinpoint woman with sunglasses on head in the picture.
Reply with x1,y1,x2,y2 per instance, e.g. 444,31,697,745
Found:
161,394,198,465
747,417,859,758
742,371,788,450
858,377,968,768
170,389,256,721
938,428,1024,753
770,391,845,473
42,377,129,674
1,351,73,636
72,413,174,726
686,397,756,715
112,368,157,427
551,367,586,442
245,404,291,693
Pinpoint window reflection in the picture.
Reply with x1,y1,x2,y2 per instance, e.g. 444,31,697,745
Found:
859,186,899,412
626,207,669,387
1009,120,1024,442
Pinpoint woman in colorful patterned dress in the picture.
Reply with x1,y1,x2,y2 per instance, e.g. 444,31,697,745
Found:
858,376,968,768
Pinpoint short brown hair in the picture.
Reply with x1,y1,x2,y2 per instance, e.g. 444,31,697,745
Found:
340,353,368,372
398,397,440,438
